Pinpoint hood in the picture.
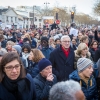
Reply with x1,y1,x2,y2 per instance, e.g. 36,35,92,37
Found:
12,45,22,55
74,50,91,58
69,70,80,81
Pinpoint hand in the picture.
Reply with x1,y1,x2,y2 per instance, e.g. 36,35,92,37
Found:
46,73,54,81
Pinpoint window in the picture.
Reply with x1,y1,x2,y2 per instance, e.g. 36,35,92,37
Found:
15,17,17,22
35,17,37,21
39,19,41,22
11,17,13,22
6,16,8,22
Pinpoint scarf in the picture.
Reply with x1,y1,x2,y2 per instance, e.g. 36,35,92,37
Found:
2,75,30,100
61,46,70,57
79,73,92,87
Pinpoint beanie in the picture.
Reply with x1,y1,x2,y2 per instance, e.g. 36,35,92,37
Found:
12,45,22,55
38,58,52,72
41,37,48,42
77,58,93,72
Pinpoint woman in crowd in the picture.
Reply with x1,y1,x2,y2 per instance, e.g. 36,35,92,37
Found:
27,49,45,78
6,41,15,52
74,43,91,69
0,52,36,100
22,43,31,68
89,40,98,61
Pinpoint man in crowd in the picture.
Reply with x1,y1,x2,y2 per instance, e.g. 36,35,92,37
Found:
69,58,98,100
39,37,54,59
34,58,57,100
49,80,85,100
49,35,75,81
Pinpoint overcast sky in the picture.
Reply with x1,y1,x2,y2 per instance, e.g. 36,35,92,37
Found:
0,0,95,15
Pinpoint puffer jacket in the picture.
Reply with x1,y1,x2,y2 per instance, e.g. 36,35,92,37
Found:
69,70,98,100
34,74,57,100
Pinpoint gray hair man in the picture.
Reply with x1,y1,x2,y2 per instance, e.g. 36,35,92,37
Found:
49,35,75,81
49,80,85,100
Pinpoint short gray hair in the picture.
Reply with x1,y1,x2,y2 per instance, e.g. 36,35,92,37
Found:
61,35,71,42
49,80,81,100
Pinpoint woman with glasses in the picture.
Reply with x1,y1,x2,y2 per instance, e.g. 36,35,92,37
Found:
0,52,36,100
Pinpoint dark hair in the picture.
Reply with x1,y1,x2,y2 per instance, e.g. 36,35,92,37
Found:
23,38,31,44
55,38,60,42
90,40,98,48
0,52,26,82
22,43,31,53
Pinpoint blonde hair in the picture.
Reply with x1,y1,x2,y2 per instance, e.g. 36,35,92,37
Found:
31,49,45,62
6,41,15,46
76,43,89,55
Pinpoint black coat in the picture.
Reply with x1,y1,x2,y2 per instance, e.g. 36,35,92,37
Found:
49,45,75,81
34,74,57,100
0,74,36,100
94,48,100,62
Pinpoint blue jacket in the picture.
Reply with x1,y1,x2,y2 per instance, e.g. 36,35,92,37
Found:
27,60,39,78
39,47,54,59
34,74,57,100
0,74,37,100
69,70,98,100
49,45,75,81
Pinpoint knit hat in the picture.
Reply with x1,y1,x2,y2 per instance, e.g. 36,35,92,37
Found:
77,58,93,72
12,45,22,55
38,58,52,72
41,37,48,42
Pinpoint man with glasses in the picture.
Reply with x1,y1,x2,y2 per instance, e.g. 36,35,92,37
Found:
49,35,75,82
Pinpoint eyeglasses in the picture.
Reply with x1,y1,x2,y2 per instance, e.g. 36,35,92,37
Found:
4,64,21,71
62,41,70,43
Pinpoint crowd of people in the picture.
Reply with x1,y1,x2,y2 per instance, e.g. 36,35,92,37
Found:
0,23,100,100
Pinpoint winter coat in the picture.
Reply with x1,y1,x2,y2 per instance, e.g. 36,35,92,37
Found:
74,50,92,69
49,45,75,81
0,74,37,100
39,46,54,59
94,48,100,62
89,48,98,61
69,70,98,100
27,60,39,78
33,74,57,100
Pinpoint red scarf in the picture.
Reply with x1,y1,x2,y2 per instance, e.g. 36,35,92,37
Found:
61,46,70,57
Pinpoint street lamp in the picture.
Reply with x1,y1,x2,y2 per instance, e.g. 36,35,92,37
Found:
44,2,50,16
33,5,36,26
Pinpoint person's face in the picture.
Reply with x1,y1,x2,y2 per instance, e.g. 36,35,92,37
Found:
4,59,21,80
78,33,83,40
6,44,12,50
81,65,93,78
56,40,61,45
41,40,48,47
72,39,76,45
40,65,52,78
84,38,89,44
23,48,28,53
12,48,17,53
97,33,100,38
35,34,40,39
75,90,85,100
61,38,70,49
92,42,98,49
29,51,34,60
81,47,88,56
